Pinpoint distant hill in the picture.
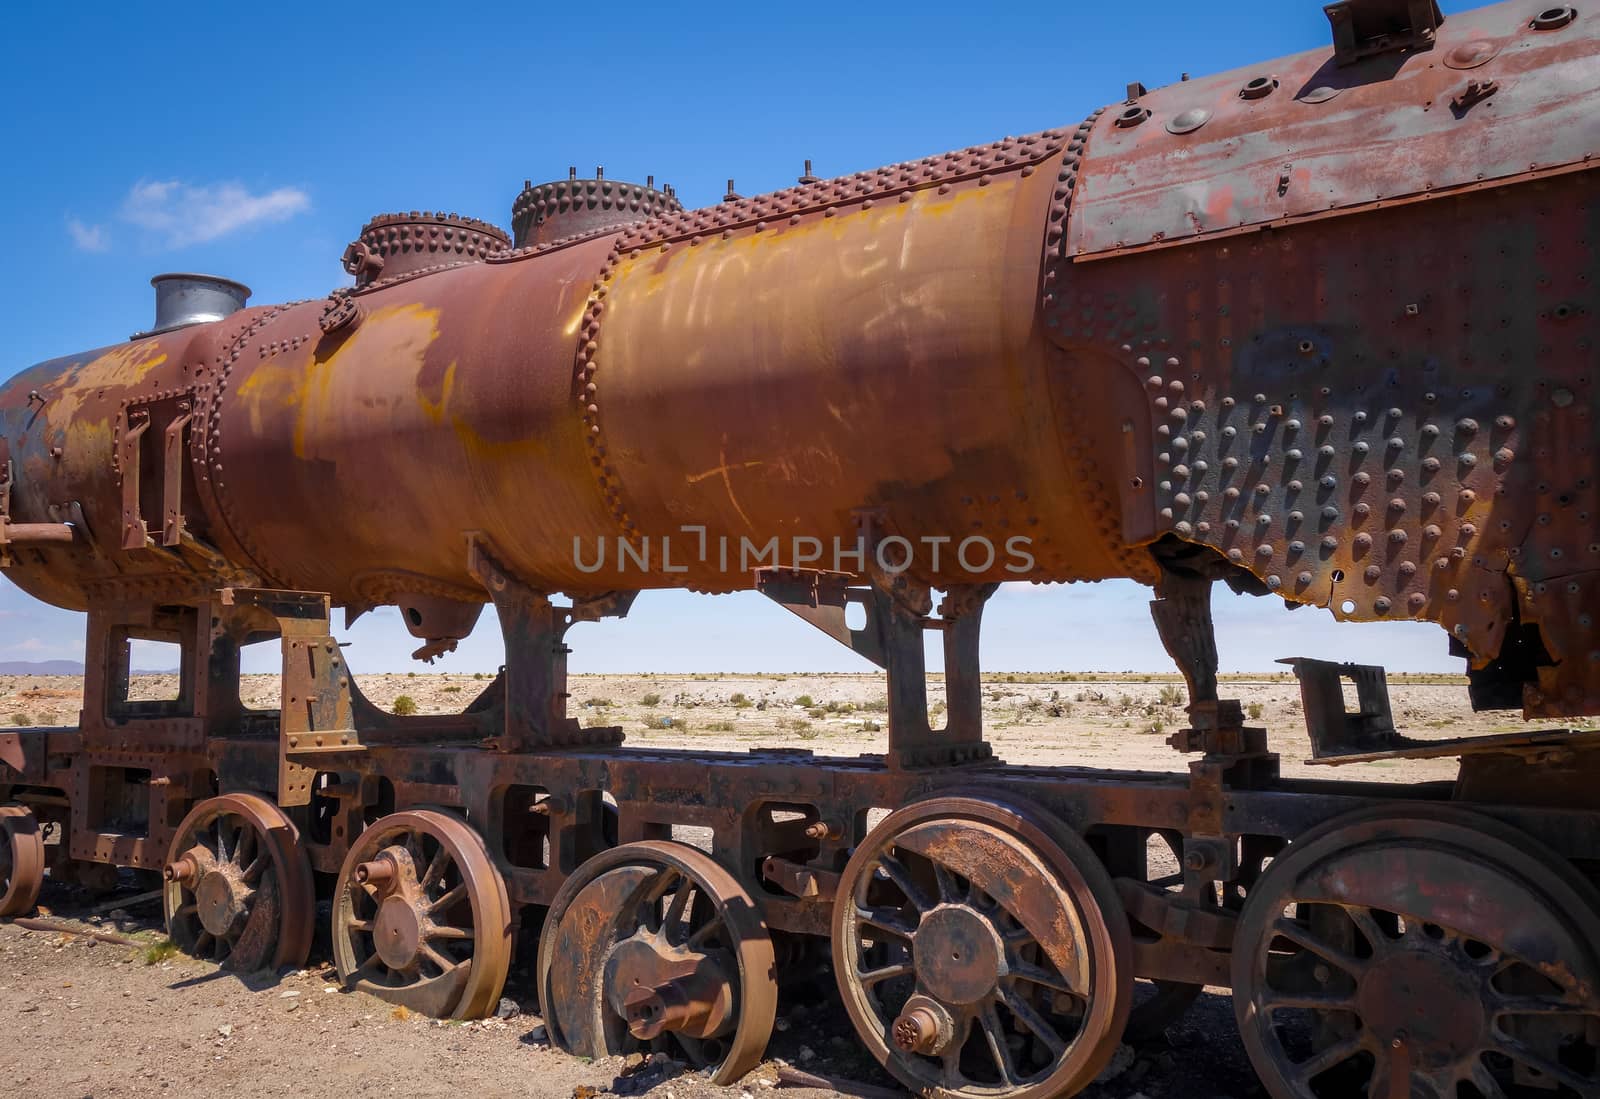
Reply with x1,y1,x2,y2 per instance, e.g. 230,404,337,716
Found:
0,660,85,675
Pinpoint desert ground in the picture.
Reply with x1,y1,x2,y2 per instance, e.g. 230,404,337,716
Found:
0,671,1548,1097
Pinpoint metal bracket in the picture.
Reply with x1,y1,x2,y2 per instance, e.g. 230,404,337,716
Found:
756,568,885,668
1325,0,1444,66
761,855,840,901
220,587,358,806
1279,656,1400,759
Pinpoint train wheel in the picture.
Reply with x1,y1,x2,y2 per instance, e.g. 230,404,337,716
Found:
163,793,314,971
537,841,777,1085
832,796,1133,1098
332,809,512,1020
0,804,45,917
1232,807,1600,1098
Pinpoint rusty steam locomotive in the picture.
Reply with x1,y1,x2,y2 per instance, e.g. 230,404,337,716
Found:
2,1,1599,1095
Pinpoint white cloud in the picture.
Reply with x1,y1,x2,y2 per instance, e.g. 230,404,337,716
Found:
66,218,109,252
120,179,310,248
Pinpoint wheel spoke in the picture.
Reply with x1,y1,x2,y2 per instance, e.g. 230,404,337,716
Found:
1342,905,1389,953
175,903,197,919
1466,1061,1511,1099
661,879,693,940
685,913,726,951
1494,1036,1597,1092
418,942,458,974
1491,993,1592,1017
854,905,916,941
1290,1033,1366,1083
1260,990,1359,1013
233,825,256,869
940,1015,971,1081
999,986,1068,1060
428,882,467,916
241,853,267,883
857,960,914,986
1272,916,1367,977
427,923,474,941
1008,960,1076,997
979,1003,1021,1086
932,862,963,904
876,853,934,913
346,918,374,933
419,846,450,892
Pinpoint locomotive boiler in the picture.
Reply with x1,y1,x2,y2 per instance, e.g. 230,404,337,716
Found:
2,1,1599,1096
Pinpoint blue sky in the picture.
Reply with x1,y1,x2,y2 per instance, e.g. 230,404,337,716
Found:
0,0,1484,674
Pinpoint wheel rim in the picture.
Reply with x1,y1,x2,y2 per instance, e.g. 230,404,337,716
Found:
538,840,777,1085
163,793,313,971
1233,807,1600,1099
832,796,1132,1099
0,804,45,917
332,809,511,1020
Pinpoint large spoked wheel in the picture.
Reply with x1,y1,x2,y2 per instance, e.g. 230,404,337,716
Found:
163,793,314,971
1233,806,1600,1099
332,809,512,1020
0,804,45,917
538,840,777,1085
833,795,1133,1099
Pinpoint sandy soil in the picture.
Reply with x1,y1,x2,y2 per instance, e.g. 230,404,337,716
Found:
0,672,1549,1097
5,669,1533,784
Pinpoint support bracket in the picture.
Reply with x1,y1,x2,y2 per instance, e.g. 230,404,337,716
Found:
467,535,633,751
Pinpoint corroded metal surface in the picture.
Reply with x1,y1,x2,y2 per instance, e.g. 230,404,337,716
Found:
537,840,777,1085
162,793,314,972
331,809,512,1020
832,796,1133,1097
1231,806,1600,1098
0,803,45,917
1,1,1600,1092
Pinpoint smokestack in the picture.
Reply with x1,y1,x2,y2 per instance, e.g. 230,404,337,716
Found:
144,273,251,337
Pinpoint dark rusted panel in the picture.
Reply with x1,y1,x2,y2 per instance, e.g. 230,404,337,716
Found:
1068,3,1599,259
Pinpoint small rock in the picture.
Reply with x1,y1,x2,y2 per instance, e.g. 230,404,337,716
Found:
526,1024,548,1044
773,1017,790,1032
19,1003,37,1013
495,997,520,1020
286,1002,300,1013
216,1024,233,1038
797,1045,816,1063
109,909,129,921
280,990,300,999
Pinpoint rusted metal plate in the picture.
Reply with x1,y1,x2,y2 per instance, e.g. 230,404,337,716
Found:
1068,3,1600,259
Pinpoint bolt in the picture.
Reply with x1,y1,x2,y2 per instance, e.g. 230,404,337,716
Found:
892,1007,944,1055
804,820,843,841
1184,850,1207,871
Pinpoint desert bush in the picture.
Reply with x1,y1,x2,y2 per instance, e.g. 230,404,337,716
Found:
641,692,662,707
1247,701,1264,720
1158,684,1185,707
644,715,688,731
794,694,815,708
730,692,751,708
705,720,737,732
392,695,419,716
10,712,32,726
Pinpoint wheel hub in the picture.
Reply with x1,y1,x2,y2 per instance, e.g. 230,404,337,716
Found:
1358,947,1484,1067
604,933,735,1040
374,894,425,970
913,905,1004,1006
196,867,248,936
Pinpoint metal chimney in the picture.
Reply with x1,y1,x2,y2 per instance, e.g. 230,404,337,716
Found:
140,273,251,338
